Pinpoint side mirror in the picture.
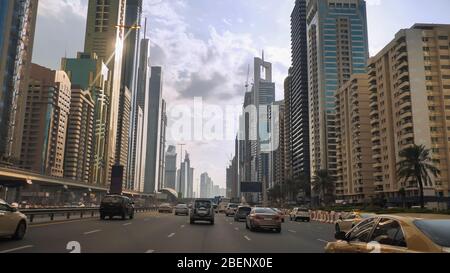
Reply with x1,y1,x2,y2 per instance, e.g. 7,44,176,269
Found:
335,231,347,241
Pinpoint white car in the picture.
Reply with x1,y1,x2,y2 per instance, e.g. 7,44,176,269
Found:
0,199,28,240
289,208,311,222
225,203,239,216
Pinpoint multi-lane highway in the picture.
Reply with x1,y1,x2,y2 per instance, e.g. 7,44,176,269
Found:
0,212,335,253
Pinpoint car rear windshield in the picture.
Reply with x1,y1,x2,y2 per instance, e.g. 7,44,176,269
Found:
238,207,252,213
254,208,275,214
176,204,187,208
102,196,123,204
195,201,211,208
229,204,238,208
414,220,450,247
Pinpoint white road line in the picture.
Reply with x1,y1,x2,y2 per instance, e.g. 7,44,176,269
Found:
229,222,233,225
123,223,132,226
244,236,251,241
181,225,185,228
288,230,297,233
317,239,329,244
83,229,101,235
234,227,239,231
168,233,176,238
0,245,34,253
146,249,155,253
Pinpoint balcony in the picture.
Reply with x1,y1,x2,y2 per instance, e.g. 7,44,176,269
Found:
371,134,380,142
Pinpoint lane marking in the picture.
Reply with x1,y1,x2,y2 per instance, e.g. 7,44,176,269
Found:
0,245,34,253
168,233,176,238
234,227,239,231
288,230,297,233
30,218,96,228
181,225,185,228
317,239,329,244
244,236,251,241
123,223,132,226
144,218,150,222
83,229,102,235
146,249,155,253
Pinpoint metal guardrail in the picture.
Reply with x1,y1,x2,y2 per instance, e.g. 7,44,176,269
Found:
20,207,157,223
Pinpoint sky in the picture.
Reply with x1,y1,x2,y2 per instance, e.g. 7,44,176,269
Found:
33,0,450,191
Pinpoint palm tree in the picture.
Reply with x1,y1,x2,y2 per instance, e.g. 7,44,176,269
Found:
312,170,335,206
397,145,440,209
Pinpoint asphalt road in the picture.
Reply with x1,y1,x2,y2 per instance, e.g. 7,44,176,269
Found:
0,212,335,253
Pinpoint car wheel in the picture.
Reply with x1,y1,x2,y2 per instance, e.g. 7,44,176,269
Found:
190,219,195,225
13,221,27,240
275,228,281,234
100,214,105,220
210,220,215,225
249,222,256,232
122,212,127,220
129,212,134,220
245,222,249,230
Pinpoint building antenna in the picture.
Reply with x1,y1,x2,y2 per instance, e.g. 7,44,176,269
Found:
245,64,250,92
144,17,147,39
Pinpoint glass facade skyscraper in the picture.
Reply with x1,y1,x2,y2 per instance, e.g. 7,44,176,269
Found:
307,0,369,182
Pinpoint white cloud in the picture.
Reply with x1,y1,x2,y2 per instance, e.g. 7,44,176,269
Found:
37,0,87,20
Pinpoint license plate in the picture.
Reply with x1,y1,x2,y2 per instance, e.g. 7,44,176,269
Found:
264,218,272,221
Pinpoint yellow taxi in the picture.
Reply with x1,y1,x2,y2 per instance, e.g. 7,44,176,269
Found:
326,214,450,253
335,211,377,233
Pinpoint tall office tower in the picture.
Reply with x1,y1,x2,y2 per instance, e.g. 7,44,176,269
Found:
188,167,194,198
84,0,126,184
0,0,38,162
369,24,450,203
253,56,275,203
64,88,95,183
121,0,142,188
164,145,177,190
158,100,167,191
128,38,150,190
115,87,131,185
61,52,110,186
271,101,286,189
283,72,294,179
178,153,192,198
144,66,163,193
121,0,142,91
335,74,374,203
206,176,213,198
21,64,71,177
289,0,310,181
307,0,369,187
133,106,144,192
200,172,210,198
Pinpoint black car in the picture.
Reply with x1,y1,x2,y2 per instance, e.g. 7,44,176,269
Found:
100,195,135,220
234,206,252,222
190,199,215,225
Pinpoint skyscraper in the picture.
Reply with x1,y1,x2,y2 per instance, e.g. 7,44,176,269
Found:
0,0,38,162
84,0,126,184
128,38,150,190
144,66,163,193
64,88,95,183
21,64,71,177
369,24,450,203
200,172,210,198
61,52,110,186
335,74,374,203
306,0,369,187
133,106,145,192
164,145,178,190
158,100,167,191
289,0,310,181
115,86,131,184
178,153,192,198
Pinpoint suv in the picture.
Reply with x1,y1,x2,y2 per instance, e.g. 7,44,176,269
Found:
289,208,311,222
190,199,215,225
225,203,239,217
234,206,252,222
100,195,135,220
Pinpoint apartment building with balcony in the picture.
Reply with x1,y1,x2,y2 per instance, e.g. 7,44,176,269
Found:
336,74,374,203
369,24,450,202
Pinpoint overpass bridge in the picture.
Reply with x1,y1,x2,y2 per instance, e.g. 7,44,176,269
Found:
0,166,154,205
